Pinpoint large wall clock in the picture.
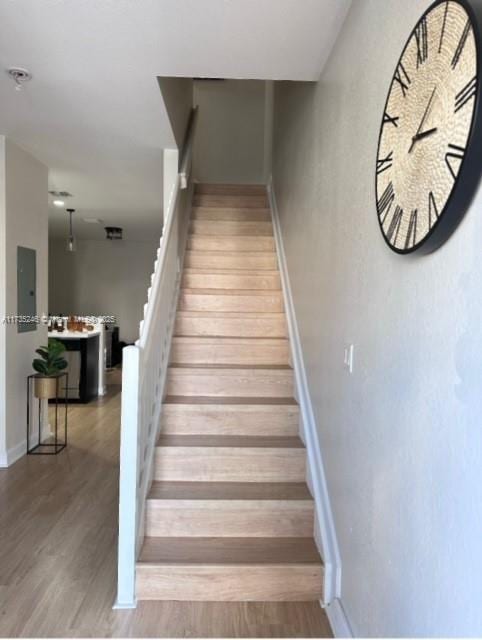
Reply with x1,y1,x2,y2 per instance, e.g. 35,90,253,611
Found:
375,0,482,254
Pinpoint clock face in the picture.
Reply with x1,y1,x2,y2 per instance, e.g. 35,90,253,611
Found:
376,0,480,253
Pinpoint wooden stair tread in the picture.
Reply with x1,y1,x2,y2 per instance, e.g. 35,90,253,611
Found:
188,234,273,240
170,336,290,365
157,435,304,448
164,396,298,405
172,336,288,343
173,335,285,339
194,184,267,196
185,249,275,258
188,234,275,244
175,311,286,318
174,311,288,338
148,481,312,501
138,537,321,564
185,250,275,256
168,364,292,370
193,195,268,209
191,221,273,237
183,268,280,276
182,271,281,292
191,209,271,222
181,288,280,296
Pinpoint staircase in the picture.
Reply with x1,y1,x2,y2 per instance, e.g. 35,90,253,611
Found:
135,184,324,601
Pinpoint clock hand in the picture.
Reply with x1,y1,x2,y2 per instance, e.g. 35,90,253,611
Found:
416,86,437,135
409,86,437,153
412,127,438,143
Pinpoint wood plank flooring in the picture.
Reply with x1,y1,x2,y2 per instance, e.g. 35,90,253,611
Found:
0,380,332,637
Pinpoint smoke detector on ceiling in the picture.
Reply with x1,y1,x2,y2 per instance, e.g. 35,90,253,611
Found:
7,67,32,91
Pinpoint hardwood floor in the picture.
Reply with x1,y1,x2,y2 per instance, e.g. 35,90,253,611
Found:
0,382,332,637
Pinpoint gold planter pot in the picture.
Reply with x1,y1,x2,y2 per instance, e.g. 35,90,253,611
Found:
33,376,59,400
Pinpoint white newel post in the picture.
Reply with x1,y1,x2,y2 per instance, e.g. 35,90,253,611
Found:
115,344,140,608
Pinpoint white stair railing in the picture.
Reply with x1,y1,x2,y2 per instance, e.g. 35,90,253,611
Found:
116,107,197,608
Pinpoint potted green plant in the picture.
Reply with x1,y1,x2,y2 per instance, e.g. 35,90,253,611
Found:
32,338,68,399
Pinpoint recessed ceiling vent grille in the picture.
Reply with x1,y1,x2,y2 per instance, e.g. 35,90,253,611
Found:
105,226,123,240
49,190,73,198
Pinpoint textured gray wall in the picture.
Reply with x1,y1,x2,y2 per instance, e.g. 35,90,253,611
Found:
193,80,266,184
272,0,482,636
0,138,48,458
49,238,158,343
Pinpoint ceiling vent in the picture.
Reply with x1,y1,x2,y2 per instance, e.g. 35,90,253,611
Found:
105,226,123,240
49,190,73,198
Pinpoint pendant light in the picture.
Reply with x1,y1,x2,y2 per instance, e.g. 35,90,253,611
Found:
66,208,76,252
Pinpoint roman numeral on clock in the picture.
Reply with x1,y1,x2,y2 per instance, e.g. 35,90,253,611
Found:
383,111,399,127
386,206,404,244
455,76,477,113
428,191,439,228
452,19,471,69
393,62,411,97
445,143,465,180
415,17,428,67
377,181,395,223
405,209,418,250
376,151,393,175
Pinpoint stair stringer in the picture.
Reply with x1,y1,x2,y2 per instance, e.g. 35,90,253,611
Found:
267,177,342,606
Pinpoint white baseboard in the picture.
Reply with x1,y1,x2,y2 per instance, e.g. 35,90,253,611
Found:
0,439,26,468
0,421,55,468
325,599,354,638
112,599,137,610
267,177,342,605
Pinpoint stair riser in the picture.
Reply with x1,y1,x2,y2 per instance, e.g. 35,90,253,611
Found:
192,208,271,222
185,252,278,270
194,184,267,196
193,194,268,209
191,221,273,237
178,293,283,313
187,236,275,252
170,339,290,366
161,405,299,436
175,314,287,338
145,501,314,537
136,565,323,601
154,447,306,482
182,272,281,291
166,371,293,398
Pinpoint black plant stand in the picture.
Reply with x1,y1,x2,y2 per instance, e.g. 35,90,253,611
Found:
27,373,68,455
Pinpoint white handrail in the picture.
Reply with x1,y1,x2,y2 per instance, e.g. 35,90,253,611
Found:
180,106,198,190
116,108,197,608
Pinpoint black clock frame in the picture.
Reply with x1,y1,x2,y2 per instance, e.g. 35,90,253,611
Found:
375,0,482,255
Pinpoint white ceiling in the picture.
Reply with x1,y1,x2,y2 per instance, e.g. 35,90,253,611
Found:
0,0,351,240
